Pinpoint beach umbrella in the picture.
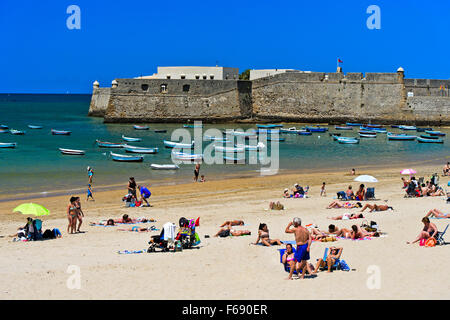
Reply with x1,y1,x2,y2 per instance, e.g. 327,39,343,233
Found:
400,169,416,175
354,175,378,183
13,203,50,216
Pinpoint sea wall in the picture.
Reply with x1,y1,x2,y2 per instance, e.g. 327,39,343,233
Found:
88,87,110,117
102,79,252,123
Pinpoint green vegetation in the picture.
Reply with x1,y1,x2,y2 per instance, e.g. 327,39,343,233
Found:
239,69,250,80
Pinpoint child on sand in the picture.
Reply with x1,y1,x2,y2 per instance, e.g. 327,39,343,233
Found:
320,182,326,197
87,184,94,201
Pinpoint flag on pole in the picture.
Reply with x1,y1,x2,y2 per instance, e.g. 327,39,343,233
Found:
338,58,343,63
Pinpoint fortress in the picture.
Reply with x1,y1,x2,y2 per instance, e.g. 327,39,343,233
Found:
89,66,450,125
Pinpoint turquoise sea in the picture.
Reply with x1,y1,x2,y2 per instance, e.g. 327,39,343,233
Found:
0,94,448,199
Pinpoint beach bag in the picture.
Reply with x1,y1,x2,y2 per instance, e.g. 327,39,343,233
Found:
425,238,437,247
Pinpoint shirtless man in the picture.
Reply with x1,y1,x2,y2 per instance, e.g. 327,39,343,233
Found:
285,217,313,280
360,203,393,213
407,217,438,244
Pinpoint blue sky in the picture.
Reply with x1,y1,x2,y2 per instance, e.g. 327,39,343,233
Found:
1,0,450,93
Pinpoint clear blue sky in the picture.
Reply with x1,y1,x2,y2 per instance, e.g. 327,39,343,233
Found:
1,0,449,93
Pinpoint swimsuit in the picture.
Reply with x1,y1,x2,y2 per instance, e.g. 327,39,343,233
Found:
69,206,77,217
294,243,310,262
131,226,139,232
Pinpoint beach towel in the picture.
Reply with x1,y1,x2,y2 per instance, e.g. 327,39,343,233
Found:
163,222,176,241
118,250,145,254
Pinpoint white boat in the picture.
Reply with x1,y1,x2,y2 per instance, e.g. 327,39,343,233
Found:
150,164,180,170
172,152,203,161
163,140,194,148
124,145,158,154
59,148,85,155
235,142,265,151
214,146,245,153
224,130,257,138
110,152,144,162
122,135,142,142
10,129,25,135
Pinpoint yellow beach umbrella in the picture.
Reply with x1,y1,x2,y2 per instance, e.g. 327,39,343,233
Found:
13,203,50,216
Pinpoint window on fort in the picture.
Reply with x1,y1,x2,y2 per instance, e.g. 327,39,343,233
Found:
183,84,190,92
203,75,207,80
195,75,200,80
181,75,186,80
141,84,149,91
166,75,171,79
210,75,214,80
160,84,168,93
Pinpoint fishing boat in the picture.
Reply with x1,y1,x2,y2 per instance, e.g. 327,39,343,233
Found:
10,129,25,135
360,126,387,133
224,130,257,138
280,127,308,134
267,137,285,142
398,125,417,131
0,125,8,129
417,137,444,143
110,152,144,162
215,146,245,153
122,135,142,142
163,140,194,149
150,164,179,170
253,129,281,135
172,152,203,161
124,145,158,154
133,125,149,130
223,155,246,164
235,142,265,151
333,136,357,142
51,129,71,135
416,127,432,132
28,125,43,129
183,124,203,128
154,129,167,133
0,129,9,133
359,133,377,138
346,122,363,127
365,124,383,128
305,126,328,132
387,133,416,141
359,130,377,135
335,126,353,130
338,139,359,144
256,124,283,129
0,142,17,148
425,130,446,136
96,140,124,148
419,134,439,140
59,148,85,155
297,131,312,136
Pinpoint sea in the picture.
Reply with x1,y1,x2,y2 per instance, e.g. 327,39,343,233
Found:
0,94,448,200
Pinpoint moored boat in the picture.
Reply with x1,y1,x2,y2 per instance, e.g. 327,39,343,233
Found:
335,126,353,130
133,125,149,130
398,125,417,131
359,133,377,138
59,148,85,155
416,127,433,132
96,140,124,148
28,125,43,129
110,152,144,162
0,129,9,133
417,137,444,143
122,135,142,142
387,133,416,141
419,134,439,140
10,129,25,135
150,163,179,170
338,139,359,144
346,122,362,127
0,125,8,129
256,124,283,129
163,140,194,149
51,129,71,135
172,152,203,161
124,145,158,154
425,130,446,136
0,142,17,148
215,146,245,153
305,126,328,132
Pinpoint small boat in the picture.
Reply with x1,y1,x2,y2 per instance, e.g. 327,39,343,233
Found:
59,148,85,155
204,135,229,142
398,125,417,131
391,125,401,128
335,126,353,130
417,137,444,143
215,146,245,153
253,129,281,135
150,164,179,170
235,142,265,151
133,125,149,130
124,145,158,154
416,127,433,132
28,125,43,129
163,140,194,149
359,133,377,138
154,129,167,133
387,133,416,141
425,130,446,136
256,124,283,129
297,131,312,136
96,140,124,148
365,124,383,128
0,142,17,148
338,139,359,144
0,125,8,129
172,152,203,161
280,127,308,134
10,129,25,135
183,124,203,128
360,126,387,133
334,136,357,141
359,130,377,135
305,126,328,133
346,122,363,127
419,135,439,140
51,129,71,135
223,155,246,164
110,152,144,162
0,129,9,133
122,135,142,142
267,137,285,142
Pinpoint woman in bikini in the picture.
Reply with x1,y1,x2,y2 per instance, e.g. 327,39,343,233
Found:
355,184,366,201
328,224,353,238
67,196,78,234
328,213,364,220
425,208,450,219
313,246,343,273
360,203,393,213
407,217,438,244
220,220,244,227
351,225,379,239
326,200,362,209
75,197,84,232
214,225,251,237
254,223,283,246
282,243,315,280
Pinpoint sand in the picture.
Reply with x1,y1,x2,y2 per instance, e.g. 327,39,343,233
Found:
0,164,449,300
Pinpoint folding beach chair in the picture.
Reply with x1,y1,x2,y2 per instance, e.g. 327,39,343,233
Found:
316,247,340,271
435,224,449,246
279,248,298,274
365,188,375,200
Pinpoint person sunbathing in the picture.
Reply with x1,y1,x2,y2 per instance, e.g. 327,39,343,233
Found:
220,220,244,227
360,203,393,212
326,200,362,209
115,215,154,224
117,226,154,232
254,223,283,246
428,187,445,197
351,225,379,239
425,209,450,219
283,188,291,198
282,243,315,280
328,213,364,220
313,246,343,273
214,225,251,237
308,227,329,241
407,217,438,244
90,219,115,226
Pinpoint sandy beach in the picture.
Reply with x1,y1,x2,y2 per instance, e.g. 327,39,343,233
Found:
1,164,449,300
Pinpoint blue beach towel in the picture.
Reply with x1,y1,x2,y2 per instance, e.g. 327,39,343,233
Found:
118,250,145,254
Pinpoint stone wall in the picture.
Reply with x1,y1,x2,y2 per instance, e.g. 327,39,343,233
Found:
88,87,110,117
102,79,252,123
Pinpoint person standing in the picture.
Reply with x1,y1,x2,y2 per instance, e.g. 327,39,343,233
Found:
320,182,326,197
75,196,84,233
194,163,200,182
87,166,94,184
285,218,313,280
87,184,94,201
128,177,137,197
138,184,151,207
67,196,78,234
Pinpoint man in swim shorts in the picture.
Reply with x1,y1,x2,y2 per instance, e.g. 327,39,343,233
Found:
138,185,151,207
285,217,313,280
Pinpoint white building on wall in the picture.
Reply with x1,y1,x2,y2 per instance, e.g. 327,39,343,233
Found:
249,69,301,80
137,66,239,80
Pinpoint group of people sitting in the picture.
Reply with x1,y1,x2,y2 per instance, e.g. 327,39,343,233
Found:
403,175,445,197
10,217,62,241
124,177,152,207
337,184,371,201
443,162,450,176
283,183,309,198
